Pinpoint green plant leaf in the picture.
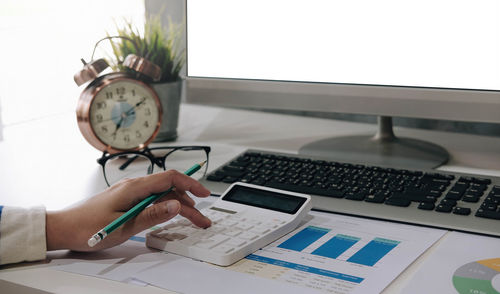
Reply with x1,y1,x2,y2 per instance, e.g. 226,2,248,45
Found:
108,14,185,82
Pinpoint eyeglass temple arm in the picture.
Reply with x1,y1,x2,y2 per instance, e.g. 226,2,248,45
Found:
119,155,139,171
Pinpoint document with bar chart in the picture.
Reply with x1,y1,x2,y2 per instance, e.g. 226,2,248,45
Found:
228,210,446,294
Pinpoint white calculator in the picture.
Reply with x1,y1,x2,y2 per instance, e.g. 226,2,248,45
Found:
146,182,312,266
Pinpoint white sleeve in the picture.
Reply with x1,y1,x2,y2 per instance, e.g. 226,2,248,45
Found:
0,206,47,265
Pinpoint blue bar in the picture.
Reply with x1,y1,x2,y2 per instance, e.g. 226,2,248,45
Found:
278,226,330,251
347,237,400,266
129,236,146,242
312,234,360,259
246,254,364,284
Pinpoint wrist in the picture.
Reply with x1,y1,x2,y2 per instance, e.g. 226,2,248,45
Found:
46,210,70,251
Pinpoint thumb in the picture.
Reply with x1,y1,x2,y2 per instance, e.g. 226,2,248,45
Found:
133,200,181,232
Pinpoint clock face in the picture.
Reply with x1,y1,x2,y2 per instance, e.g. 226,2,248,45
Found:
89,79,160,150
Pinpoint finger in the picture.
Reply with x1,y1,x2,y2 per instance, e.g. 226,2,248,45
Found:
110,171,210,210
155,190,196,207
179,205,211,228
128,200,181,234
124,170,210,199
170,190,196,207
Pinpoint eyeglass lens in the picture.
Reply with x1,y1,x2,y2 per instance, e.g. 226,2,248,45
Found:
103,154,153,186
152,148,208,179
103,148,208,186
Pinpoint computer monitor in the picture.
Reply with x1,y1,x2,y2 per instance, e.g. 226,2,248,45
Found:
185,0,500,169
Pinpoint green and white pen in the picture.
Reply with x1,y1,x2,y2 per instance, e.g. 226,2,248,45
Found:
88,160,207,247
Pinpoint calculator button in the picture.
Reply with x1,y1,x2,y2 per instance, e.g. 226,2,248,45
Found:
192,230,214,239
158,232,188,241
246,219,262,225
235,223,254,231
230,216,246,222
194,234,230,249
226,238,247,247
238,232,259,240
251,227,271,235
175,226,198,235
178,236,201,246
264,223,279,229
206,224,226,233
210,216,226,224
222,220,238,227
213,244,235,254
222,229,243,237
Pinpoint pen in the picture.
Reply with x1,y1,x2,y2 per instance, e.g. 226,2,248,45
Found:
88,160,207,247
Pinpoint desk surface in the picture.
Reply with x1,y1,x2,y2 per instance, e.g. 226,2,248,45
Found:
1,104,500,293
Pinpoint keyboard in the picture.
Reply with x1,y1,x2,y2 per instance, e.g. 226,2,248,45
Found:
200,149,500,237
146,183,312,266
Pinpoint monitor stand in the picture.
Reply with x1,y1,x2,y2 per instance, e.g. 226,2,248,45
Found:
299,116,449,169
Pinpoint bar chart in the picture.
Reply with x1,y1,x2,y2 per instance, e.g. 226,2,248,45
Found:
278,226,400,267
228,211,445,294
278,226,330,251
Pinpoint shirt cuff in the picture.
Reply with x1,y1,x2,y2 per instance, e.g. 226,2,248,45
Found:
0,206,47,265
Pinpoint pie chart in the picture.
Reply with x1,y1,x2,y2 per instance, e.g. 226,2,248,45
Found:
453,258,500,294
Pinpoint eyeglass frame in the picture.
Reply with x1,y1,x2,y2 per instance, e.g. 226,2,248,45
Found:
97,145,211,186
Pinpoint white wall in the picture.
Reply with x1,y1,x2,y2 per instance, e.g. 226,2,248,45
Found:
0,0,144,126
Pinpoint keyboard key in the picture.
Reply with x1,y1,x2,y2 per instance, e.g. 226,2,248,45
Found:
445,190,463,200
481,203,498,211
418,202,435,210
462,195,480,203
345,191,367,201
484,197,499,205
452,182,469,191
267,182,345,198
472,177,492,185
453,207,471,216
465,189,484,197
475,209,500,220
222,176,239,183
385,197,411,207
435,204,453,213
440,199,457,207
207,174,224,182
392,192,436,203
365,193,386,203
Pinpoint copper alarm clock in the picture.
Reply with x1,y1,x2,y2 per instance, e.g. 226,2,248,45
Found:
74,54,163,153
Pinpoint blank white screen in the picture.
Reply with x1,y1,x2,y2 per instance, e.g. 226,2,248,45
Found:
187,0,500,91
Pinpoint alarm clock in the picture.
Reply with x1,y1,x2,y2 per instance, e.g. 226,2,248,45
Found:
74,54,163,153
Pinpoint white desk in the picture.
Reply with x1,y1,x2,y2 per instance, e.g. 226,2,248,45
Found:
1,104,500,293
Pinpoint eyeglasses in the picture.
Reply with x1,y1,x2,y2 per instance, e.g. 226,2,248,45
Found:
97,146,211,186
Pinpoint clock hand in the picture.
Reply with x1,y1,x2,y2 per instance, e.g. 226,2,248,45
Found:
111,113,127,137
135,97,147,108
124,98,145,116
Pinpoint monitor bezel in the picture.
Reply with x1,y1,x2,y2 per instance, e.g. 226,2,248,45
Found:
186,77,500,123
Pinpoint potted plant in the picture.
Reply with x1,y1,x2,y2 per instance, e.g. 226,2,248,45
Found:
109,16,185,142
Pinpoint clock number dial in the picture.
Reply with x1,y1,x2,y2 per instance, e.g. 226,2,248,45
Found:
89,80,160,150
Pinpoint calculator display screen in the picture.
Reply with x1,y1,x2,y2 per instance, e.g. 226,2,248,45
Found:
222,185,307,214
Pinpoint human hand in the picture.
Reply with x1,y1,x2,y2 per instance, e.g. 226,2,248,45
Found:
46,170,211,252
